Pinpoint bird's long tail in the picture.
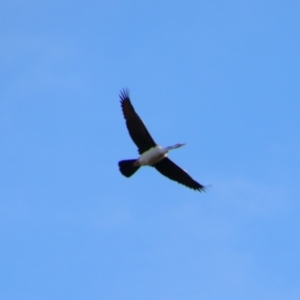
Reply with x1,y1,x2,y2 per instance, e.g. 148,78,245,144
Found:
118,159,140,177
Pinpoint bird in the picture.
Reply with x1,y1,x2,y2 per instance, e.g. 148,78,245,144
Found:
118,88,205,192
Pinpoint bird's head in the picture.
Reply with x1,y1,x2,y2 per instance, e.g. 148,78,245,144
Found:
166,143,186,151
174,143,186,148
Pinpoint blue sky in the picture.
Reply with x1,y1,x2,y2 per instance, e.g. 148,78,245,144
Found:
1,1,300,299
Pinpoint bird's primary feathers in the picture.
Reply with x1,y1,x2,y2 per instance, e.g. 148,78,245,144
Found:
118,88,205,192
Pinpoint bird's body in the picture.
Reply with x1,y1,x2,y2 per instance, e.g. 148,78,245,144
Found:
134,145,167,166
118,88,205,192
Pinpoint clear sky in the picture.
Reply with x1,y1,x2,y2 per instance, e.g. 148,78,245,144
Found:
1,1,300,299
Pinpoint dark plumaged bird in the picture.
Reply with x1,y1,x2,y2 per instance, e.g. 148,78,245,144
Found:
118,88,205,192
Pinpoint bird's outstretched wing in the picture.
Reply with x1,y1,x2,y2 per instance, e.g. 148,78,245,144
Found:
153,158,205,191
120,88,156,154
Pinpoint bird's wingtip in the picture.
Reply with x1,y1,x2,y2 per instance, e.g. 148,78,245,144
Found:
198,184,211,192
119,87,130,102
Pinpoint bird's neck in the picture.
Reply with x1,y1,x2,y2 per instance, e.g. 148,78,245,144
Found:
165,145,179,151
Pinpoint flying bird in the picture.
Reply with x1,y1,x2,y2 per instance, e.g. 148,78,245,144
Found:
118,88,205,192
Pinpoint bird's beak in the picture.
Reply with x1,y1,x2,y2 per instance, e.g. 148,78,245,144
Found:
180,143,186,147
